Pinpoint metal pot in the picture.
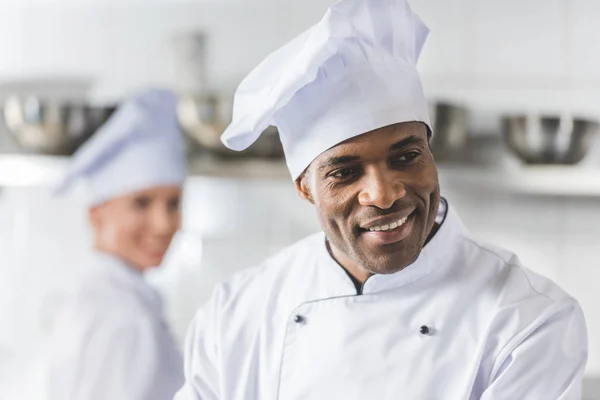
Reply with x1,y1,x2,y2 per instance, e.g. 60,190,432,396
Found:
429,102,469,161
177,94,283,159
502,114,599,165
177,94,228,150
3,96,115,155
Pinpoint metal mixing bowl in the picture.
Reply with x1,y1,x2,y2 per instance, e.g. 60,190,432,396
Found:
3,96,116,155
177,94,284,159
428,102,470,161
502,114,599,165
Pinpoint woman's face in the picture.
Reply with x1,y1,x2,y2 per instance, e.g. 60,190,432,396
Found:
89,185,183,271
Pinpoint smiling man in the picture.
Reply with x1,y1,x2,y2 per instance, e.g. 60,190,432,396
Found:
175,1,588,399
302,123,440,290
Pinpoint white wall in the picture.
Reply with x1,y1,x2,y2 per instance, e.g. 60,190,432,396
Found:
411,0,600,115
0,1,334,102
1,0,600,111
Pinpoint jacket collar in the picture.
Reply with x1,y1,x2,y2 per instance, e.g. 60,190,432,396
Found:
318,200,467,295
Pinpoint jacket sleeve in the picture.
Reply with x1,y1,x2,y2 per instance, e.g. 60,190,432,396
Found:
174,289,222,400
481,300,588,400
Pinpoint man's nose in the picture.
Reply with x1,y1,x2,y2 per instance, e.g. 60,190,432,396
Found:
357,168,406,209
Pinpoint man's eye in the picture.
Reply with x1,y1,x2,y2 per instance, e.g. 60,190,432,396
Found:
330,167,357,179
393,151,420,164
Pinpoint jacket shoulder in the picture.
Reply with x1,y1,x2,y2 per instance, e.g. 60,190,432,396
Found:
458,235,574,304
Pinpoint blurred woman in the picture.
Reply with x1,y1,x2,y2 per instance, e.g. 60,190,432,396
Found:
47,89,186,400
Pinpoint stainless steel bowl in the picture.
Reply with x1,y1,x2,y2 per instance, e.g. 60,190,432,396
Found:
3,96,116,155
177,94,228,150
502,114,599,165
428,102,470,161
177,94,283,159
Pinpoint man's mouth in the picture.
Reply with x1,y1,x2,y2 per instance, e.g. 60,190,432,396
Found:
365,215,409,232
359,210,416,246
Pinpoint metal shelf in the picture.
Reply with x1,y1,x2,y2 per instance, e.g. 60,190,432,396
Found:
187,156,289,180
439,164,600,197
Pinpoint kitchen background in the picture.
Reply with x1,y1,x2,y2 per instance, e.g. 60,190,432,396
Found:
1,0,600,398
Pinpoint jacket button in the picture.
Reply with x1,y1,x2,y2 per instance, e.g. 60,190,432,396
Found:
294,315,305,324
419,325,430,335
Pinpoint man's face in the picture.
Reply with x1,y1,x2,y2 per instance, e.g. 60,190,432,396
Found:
89,185,183,271
298,122,440,276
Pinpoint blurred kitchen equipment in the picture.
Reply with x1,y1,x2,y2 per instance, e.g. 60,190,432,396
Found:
3,96,115,155
502,113,599,165
171,32,207,94
177,94,228,149
171,31,283,159
429,101,469,161
177,94,283,159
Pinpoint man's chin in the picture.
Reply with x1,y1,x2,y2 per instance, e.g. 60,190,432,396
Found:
365,264,407,276
360,248,423,276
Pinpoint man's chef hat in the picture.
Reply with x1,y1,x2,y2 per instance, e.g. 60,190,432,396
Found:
221,0,431,180
56,89,187,207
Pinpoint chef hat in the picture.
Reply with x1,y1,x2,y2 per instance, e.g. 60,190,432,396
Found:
56,89,187,207
221,0,431,180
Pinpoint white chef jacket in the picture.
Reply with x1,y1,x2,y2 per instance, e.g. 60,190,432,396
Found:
175,204,588,400
47,251,184,400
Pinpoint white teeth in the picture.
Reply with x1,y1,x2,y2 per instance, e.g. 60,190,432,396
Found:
368,216,409,232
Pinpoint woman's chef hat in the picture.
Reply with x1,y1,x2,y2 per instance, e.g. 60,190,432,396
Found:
56,89,187,206
221,0,431,180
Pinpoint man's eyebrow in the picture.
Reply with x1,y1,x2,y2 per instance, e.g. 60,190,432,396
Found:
317,155,361,172
389,135,427,151
316,135,426,172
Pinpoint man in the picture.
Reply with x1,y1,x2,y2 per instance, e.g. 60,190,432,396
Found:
175,1,588,399
48,89,185,400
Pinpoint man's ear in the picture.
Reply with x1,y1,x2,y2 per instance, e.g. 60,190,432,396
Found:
295,172,314,204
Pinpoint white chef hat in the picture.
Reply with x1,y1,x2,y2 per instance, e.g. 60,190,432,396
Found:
221,0,431,180
56,89,187,207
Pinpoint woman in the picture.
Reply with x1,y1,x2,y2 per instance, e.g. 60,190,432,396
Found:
47,89,186,400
